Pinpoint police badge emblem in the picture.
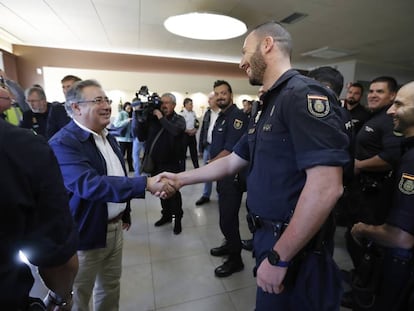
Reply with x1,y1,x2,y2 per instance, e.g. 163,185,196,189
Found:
307,95,330,118
233,119,243,129
399,173,414,195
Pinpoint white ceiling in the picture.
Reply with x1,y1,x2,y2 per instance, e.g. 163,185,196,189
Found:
0,0,414,71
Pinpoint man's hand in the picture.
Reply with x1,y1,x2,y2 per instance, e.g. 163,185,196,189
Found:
256,259,287,294
147,176,176,198
153,109,163,119
156,172,182,191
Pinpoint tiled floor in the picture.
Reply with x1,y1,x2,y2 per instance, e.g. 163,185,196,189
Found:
29,166,353,310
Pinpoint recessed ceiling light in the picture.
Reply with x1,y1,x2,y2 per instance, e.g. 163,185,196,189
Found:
164,13,247,40
301,46,354,59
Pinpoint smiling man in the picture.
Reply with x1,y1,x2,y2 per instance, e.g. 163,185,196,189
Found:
49,79,174,311
348,81,414,310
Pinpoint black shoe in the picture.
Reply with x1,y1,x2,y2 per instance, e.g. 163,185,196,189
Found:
210,242,230,257
173,218,182,235
154,216,172,227
241,239,253,251
214,257,244,278
195,196,210,206
340,290,354,308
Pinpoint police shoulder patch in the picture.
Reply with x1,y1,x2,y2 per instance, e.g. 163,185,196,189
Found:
307,94,330,118
233,119,243,129
399,173,414,195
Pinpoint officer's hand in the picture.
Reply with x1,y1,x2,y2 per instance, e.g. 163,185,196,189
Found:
155,172,182,191
256,259,287,294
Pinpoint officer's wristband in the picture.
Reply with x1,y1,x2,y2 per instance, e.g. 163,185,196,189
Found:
46,290,73,307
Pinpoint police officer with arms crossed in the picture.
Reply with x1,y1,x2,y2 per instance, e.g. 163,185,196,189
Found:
345,76,403,270
349,81,414,310
157,21,349,310
0,84,79,310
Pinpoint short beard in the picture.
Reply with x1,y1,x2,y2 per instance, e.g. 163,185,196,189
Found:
249,48,266,86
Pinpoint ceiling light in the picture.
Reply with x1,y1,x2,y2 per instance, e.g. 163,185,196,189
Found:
301,46,354,59
280,12,308,24
164,13,247,40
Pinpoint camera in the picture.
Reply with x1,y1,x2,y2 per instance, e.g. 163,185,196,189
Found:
132,85,161,122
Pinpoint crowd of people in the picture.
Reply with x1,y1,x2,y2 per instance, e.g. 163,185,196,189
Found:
1,20,414,311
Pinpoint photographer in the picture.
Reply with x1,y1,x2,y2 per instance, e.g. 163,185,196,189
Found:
134,92,186,234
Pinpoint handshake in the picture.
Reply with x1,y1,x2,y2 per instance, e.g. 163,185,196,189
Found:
146,172,183,199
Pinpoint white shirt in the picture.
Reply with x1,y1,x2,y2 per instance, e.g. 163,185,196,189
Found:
207,109,220,144
180,108,197,130
74,120,127,220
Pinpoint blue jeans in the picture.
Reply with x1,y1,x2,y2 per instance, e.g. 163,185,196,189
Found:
202,145,212,198
132,138,145,177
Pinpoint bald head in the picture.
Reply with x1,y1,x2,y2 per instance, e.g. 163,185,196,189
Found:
387,81,414,137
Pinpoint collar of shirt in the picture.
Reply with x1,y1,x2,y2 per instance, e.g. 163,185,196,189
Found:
73,119,109,138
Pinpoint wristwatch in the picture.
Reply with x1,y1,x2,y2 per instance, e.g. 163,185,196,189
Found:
267,249,290,267
47,290,73,307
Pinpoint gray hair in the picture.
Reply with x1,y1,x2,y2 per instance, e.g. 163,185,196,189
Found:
25,86,46,101
161,92,176,104
251,21,292,58
65,79,101,117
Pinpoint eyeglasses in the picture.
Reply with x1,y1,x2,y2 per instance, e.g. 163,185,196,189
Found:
26,99,42,104
77,97,112,106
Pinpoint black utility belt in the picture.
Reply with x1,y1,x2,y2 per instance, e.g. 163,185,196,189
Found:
246,213,288,238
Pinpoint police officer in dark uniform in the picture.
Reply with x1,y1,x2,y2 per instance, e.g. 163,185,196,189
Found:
345,76,403,270
158,22,350,310
307,66,355,227
349,81,414,311
0,113,78,308
135,92,186,234
208,80,248,277
345,82,371,135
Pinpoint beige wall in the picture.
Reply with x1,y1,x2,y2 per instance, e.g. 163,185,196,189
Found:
11,45,260,117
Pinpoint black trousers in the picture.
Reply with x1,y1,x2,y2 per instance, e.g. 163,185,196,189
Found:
216,175,243,256
154,162,183,219
182,134,199,170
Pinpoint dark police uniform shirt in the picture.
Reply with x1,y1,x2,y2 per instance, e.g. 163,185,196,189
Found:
350,104,371,134
210,103,248,159
354,105,402,167
387,137,414,235
233,69,350,221
0,119,78,306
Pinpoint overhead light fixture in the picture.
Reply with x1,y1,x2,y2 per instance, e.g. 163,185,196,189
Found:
164,13,247,40
301,46,354,59
280,12,308,24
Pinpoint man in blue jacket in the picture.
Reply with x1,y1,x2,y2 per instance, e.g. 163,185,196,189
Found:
49,79,172,311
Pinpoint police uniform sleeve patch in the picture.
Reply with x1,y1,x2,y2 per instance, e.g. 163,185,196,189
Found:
233,119,243,130
399,173,414,195
307,95,330,118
